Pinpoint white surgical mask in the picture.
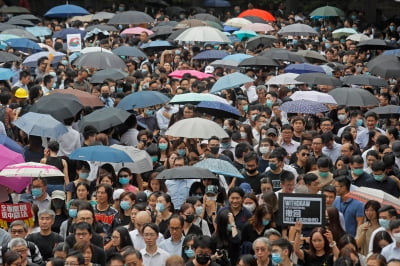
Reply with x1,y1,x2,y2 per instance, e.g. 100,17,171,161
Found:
240,132,247,139
393,232,400,243
259,146,270,154
243,203,256,212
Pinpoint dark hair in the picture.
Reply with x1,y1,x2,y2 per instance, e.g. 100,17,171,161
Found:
228,187,244,198
372,230,393,253
73,222,93,235
350,155,363,165
337,234,358,251
389,220,400,230
74,182,91,200
157,193,174,212
317,157,332,169
192,235,213,251
326,207,345,243
335,175,350,191
271,238,293,257
47,257,66,266
96,183,113,202
122,247,142,260
308,227,331,257
142,223,159,234
238,254,257,266
303,173,318,185
106,253,124,266
379,205,397,217
321,185,336,195
66,250,85,265
112,226,132,249
248,204,272,228
364,200,381,221
47,141,60,152
371,160,385,172
3,250,21,266
169,214,184,227
244,151,258,163
76,160,90,171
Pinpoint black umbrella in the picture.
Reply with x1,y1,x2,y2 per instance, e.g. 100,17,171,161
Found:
108,11,154,25
166,6,186,17
12,14,40,22
30,94,83,122
0,23,23,31
342,74,387,87
243,16,267,23
370,105,400,117
367,55,400,79
238,56,279,67
167,28,186,41
145,0,169,7
0,51,21,63
260,48,306,62
295,73,342,87
112,46,147,58
296,50,327,64
74,51,126,69
328,87,379,107
192,13,221,24
78,107,131,132
90,68,128,83
86,24,118,32
357,39,392,50
158,21,179,27
245,35,277,50
150,25,174,39
156,166,217,180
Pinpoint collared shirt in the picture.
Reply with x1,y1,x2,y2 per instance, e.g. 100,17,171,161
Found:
280,139,300,156
140,247,170,266
33,193,51,212
333,197,364,237
165,179,197,210
322,142,342,163
159,235,184,256
382,242,400,262
156,106,179,135
356,127,385,150
217,206,252,231
129,230,165,250
120,128,139,147
56,125,81,156
100,96,115,107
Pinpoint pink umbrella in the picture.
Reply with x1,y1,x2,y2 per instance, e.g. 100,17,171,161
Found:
169,70,214,79
241,23,274,33
121,27,154,35
0,145,24,170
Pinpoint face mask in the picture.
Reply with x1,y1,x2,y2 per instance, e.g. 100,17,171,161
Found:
141,69,148,75
356,119,363,127
185,214,195,223
145,110,154,116
79,172,89,179
227,224,232,231
118,7,125,11
209,146,220,155
177,149,186,156
271,253,283,264
120,200,131,210
261,135,267,139
221,142,230,149
119,177,130,185
52,82,57,89
61,60,68,65
251,114,257,121
195,206,203,216
158,143,168,151
175,49,181,55
243,105,248,112
325,43,331,49
69,209,77,218
351,15,357,20
292,39,298,45
240,132,247,139
269,163,278,171
151,156,158,162
156,202,165,212
116,87,123,93
262,219,270,226
338,114,347,122
31,188,42,198
206,196,217,201
243,203,256,212
393,232,400,243
196,254,211,265
266,99,273,107
102,93,110,99
374,174,385,181
352,168,364,176
356,66,363,73
327,26,332,31
319,171,329,178
246,168,257,174
379,218,390,229
259,147,270,154
390,26,396,31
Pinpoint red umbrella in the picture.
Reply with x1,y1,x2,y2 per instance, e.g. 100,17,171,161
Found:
238,9,276,22
50,89,104,107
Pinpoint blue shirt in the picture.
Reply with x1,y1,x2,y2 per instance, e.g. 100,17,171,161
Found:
333,197,364,236
159,236,184,256
356,127,385,150
166,179,197,210
322,142,342,163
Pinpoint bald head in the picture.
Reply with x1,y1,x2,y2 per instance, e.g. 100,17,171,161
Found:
135,211,151,235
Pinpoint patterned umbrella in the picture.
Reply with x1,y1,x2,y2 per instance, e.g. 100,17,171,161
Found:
280,99,328,114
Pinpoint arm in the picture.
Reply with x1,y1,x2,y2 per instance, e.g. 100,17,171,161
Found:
324,229,340,260
62,159,70,185
355,222,368,249
293,221,304,261
228,212,238,238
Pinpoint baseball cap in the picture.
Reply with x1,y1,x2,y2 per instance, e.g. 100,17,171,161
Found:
205,185,218,195
266,128,278,136
112,189,125,201
239,183,252,193
204,65,214,74
136,191,147,203
51,190,66,201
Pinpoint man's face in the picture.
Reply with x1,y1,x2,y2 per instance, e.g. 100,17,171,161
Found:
32,179,45,197
77,210,94,225
281,129,293,142
297,149,310,163
173,158,185,168
320,121,333,133
39,213,54,231
292,120,304,132
228,192,243,209
39,59,48,71
323,191,336,206
125,254,143,266
312,138,323,152
12,244,28,260
245,159,258,173
143,226,158,246
100,86,110,94
281,179,295,193
10,225,27,238
341,144,353,158
308,179,321,194
254,241,269,261
96,187,108,204
180,80,190,90
365,116,377,129
74,228,92,243
169,218,183,241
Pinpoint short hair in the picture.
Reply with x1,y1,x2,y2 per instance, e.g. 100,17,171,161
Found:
32,177,47,186
76,160,90,171
335,176,351,191
350,155,363,165
142,223,159,234
165,255,185,266
47,141,59,152
122,247,142,260
9,237,27,248
281,124,293,132
379,205,397,217
264,228,281,238
365,111,378,120
9,220,28,232
67,250,85,265
269,150,284,161
169,214,184,227
321,185,336,196
235,142,252,158
106,253,124,266
303,173,318,185
3,250,21,265
389,220,400,230
271,238,293,257
244,151,258,163
371,160,385,172
228,187,244,198
192,235,213,251
96,184,113,202
280,172,295,183
73,222,93,235
38,209,55,219
317,157,332,169
208,136,220,143
252,237,270,251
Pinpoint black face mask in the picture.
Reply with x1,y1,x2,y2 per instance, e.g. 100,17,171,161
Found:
209,146,220,155
185,214,195,223
52,199,65,209
101,93,110,98
196,254,211,265
246,168,258,174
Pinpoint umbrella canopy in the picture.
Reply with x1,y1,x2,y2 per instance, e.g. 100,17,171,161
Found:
290,91,337,104
278,23,318,36
22,51,65,67
86,24,118,32
367,55,400,79
280,99,328,114
265,73,302,85
238,9,276,21
0,162,64,177
5,18,34,26
80,47,112,54
92,12,115,21
242,23,274,33
210,59,239,69
169,70,213,80
0,135,23,154
0,33,22,41
285,63,325,74
232,30,257,40
25,26,52,37
223,53,253,62
157,166,216,180
79,107,131,132
29,94,83,121
50,89,104,107
174,19,207,29
53,28,86,40
89,68,128,83
12,14,40,21
0,6,30,14
74,51,126,69
193,50,228,60
260,48,306,62
13,112,68,139
224,18,252,28
238,55,279,67
108,11,154,25
0,51,20,63
192,13,221,24
69,145,133,163
2,28,37,40
332,28,357,38
117,91,170,110
0,23,23,31
194,158,243,178
202,0,231,7
121,27,154,36
170,93,228,105
295,73,342,86
370,105,400,117
245,35,277,50
165,117,228,139
0,68,15,80
328,87,379,107
196,101,240,119
150,25,174,39
346,33,371,42
210,72,254,93
110,145,153,174
309,6,345,18
383,49,400,56
45,4,90,18
5,38,42,53
174,26,230,42
140,40,175,51
347,187,400,214
357,39,392,50
342,75,387,87
113,46,147,58
0,145,24,170
296,50,327,63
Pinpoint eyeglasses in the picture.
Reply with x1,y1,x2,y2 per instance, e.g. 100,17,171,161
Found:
301,153,310,157
11,229,25,234
169,227,182,231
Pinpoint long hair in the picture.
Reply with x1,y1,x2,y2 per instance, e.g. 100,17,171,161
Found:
248,204,273,229
307,227,331,257
112,226,132,249
326,206,345,243
214,209,231,246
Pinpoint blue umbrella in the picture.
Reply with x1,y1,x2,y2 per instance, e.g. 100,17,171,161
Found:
13,112,68,139
0,68,14,80
140,40,174,50
5,38,42,53
284,63,325,74
232,30,258,41
69,145,133,163
197,101,241,119
203,0,231,7
22,51,65,67
194,158,243,178
25,26,52,37
223,25,239,32
223,53,253,62
210,72,254,93
383,49,400,56
280,99,328,114
45,4,90,18
0,135,23,154
117,91,170,110
53,28,86,40
193,50,228,60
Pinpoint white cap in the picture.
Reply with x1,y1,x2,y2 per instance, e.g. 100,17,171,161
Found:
113,189,125,200
204,65,214,74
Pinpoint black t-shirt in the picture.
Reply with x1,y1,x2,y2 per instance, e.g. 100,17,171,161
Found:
265,170,293,192
26,232,63,261
301,252,333,266
235,171,267,194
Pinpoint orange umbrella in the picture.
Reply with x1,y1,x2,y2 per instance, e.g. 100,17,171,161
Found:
51,89,104,107
238,9,276,22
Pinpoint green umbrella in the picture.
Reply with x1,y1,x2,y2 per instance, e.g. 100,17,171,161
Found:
332,28,358,38
310,6,345,18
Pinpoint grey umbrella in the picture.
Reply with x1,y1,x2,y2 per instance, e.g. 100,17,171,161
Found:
295,73,342,86
328,87,379,107
86,24,118,32
357,39,391,50
150,25,174,39
12,14,40,22
278,23,319,36
73,51,126,69
260,48,306,62
5,19,34,26
367,55,400,79
192,13,221,24
370,105,400,117
0,23,23,31
108,11,154,25
245,35,277,50
0,51,21,63
156,166,217,180
90,68,128,83
91,12,115,21
342,75,387,87
296,50,327,63
79,107,131,132
2,28,37,41
112,46,147,58
238,55,279,67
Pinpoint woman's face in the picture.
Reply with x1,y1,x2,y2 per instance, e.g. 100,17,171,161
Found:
365,206,377,221
100,176,113,186
311,232,325,251
243,197,256,205
336,159,345,170
122,195,134,204
260,183,273,193
83,247,92,265
163,63,171,72
254,241,269,261
130,208,139,224
168,154,177,166
150,179,160,192
378,239,390,249
148,195,157,209
111,230,121,247
76,185,89,200
119,171,131,180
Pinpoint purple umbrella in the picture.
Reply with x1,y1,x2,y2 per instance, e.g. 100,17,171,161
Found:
193,50,228,60
285,63,325,74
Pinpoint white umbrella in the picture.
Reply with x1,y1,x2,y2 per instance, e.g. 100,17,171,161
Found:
266,73,302,85
110,145,153,174
92,11,115,21
165,118,228,139
346,33,371,42
278,23,318,36
224,17,252,28
241,23,274,33
290,90,337,104
0,162,64,177
174,26,231,42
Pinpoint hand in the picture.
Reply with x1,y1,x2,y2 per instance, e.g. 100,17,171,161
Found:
48,53,54,62
361,222,370,232
294,221,303,232
228,212,235,225
324,229,333,243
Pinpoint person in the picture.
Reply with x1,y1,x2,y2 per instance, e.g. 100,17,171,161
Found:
155,193,174,236
265,150,294,192
26,209,64,261
106,227,132,259
368,205,398,254
31,177,51,212
159,215,185,256
140,223,170,266
253,237,272,266
382,220,400,262
123,248,143,266
235,151,266,194
71,240,101,266
304,173,321,194
270,238,298,266
349,155,372,187
66,161,93,203
178,203,202,237
50,190,68,234
129,211,165,251
366,160,400,197
57,117,81,157
186,235,220,266
355,200,381,255
366,253,387,266
236,254,257,266
3,250,23,266
357,112,385,150
65,251,85,266
185,197,211,237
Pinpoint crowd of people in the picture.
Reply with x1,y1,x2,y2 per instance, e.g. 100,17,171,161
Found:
0,1,400,266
